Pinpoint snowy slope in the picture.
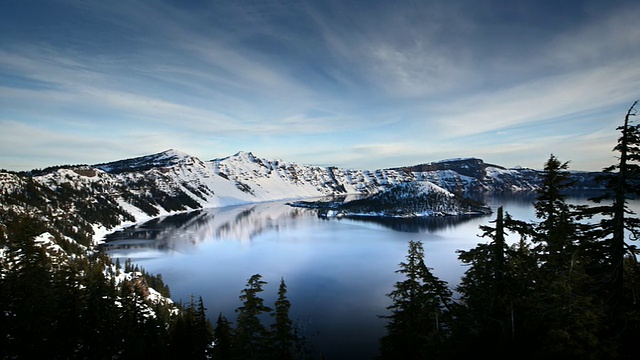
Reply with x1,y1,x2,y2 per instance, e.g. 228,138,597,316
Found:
399,157,603,193
210,151,409,199
1,149,416,244
0,149,605,246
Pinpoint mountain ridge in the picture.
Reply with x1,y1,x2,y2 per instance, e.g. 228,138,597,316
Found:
1,149,606,246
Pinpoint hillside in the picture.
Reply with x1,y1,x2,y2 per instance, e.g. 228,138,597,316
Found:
290,181,491,218
394,157,604,193
338,182,491,217
1,150,606,247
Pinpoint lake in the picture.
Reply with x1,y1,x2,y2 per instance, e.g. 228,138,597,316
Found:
103,192,613,360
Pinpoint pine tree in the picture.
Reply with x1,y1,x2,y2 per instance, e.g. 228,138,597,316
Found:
168,303,190,358
579,100,640,357
527,155,603,358
118,280,149,358
533,154,576,265
379,240,452,359
168,295,214,359
195,296,215,358
453,207,538,357
235,274,272,360
50,257,86,358
1,216,57,358
269,277,296,360
212,313,234,360
78,255,120,359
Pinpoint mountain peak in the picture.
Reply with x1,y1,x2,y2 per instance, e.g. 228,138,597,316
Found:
233,151,255,159
94,149,198,174
156,149,193,161
211,151,261,163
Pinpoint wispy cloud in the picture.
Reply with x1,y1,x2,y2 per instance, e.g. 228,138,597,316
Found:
1,0,639,171
426,60,640,138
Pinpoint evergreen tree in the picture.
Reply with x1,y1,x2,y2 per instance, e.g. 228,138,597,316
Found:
50,257,86,359
169,295,214,359
580,100,640,357
195,296,215,357
379,240,452,360
117,280,149,359
533,154,576,264
453,207,537,357
77,255,120,359
168,304,190,358
1,217,58,359
235,274,272,359
212,313,234,360
528,155,603,358
0,193,199,359
269,277,296,360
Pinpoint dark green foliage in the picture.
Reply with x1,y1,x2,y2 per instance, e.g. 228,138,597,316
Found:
206,275,310,360
533,154,576,259
453,207,537,357
341,182,489,216
0,171,134,248
149,186,201,212
379,134,640,359
0,213,214,359
121,189,161,216
168,295,214,359
585,100,640,357
26,164,90,177
1,219,57,358
212,313,234,360
525,155,605,358
234,274,273,359
269,277,296,360
379,240,452,359
117,176,202,215
147,272,171,298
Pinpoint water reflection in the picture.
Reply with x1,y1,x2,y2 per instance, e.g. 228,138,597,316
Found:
339,214,485,232
101,193,631,360
101,200,503,359
102,203,317,255
101,200,486,257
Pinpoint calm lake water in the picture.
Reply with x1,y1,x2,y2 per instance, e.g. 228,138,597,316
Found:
103,192,615,360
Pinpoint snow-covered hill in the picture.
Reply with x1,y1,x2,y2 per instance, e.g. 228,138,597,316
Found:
210,151,408,199
395,157,604,193
0,150,605,246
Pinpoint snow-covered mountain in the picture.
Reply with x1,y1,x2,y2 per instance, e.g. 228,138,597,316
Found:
394,157,604,193
0,150,605,246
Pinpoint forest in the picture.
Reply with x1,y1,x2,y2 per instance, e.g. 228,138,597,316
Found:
378,102,640,359
0,101,639,359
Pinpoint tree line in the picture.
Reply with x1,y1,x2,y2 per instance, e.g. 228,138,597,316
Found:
378,101,640,359
0,212,218,359
0,215,307,360
210,274,312,360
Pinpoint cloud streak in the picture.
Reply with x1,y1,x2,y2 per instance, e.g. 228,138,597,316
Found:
1,0,639,171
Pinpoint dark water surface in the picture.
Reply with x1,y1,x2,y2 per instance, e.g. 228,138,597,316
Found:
104,192,615,360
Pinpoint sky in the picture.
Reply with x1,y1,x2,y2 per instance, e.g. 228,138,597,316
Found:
1,0,639,172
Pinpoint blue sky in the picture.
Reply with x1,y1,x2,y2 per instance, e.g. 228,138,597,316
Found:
1,0,639,171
